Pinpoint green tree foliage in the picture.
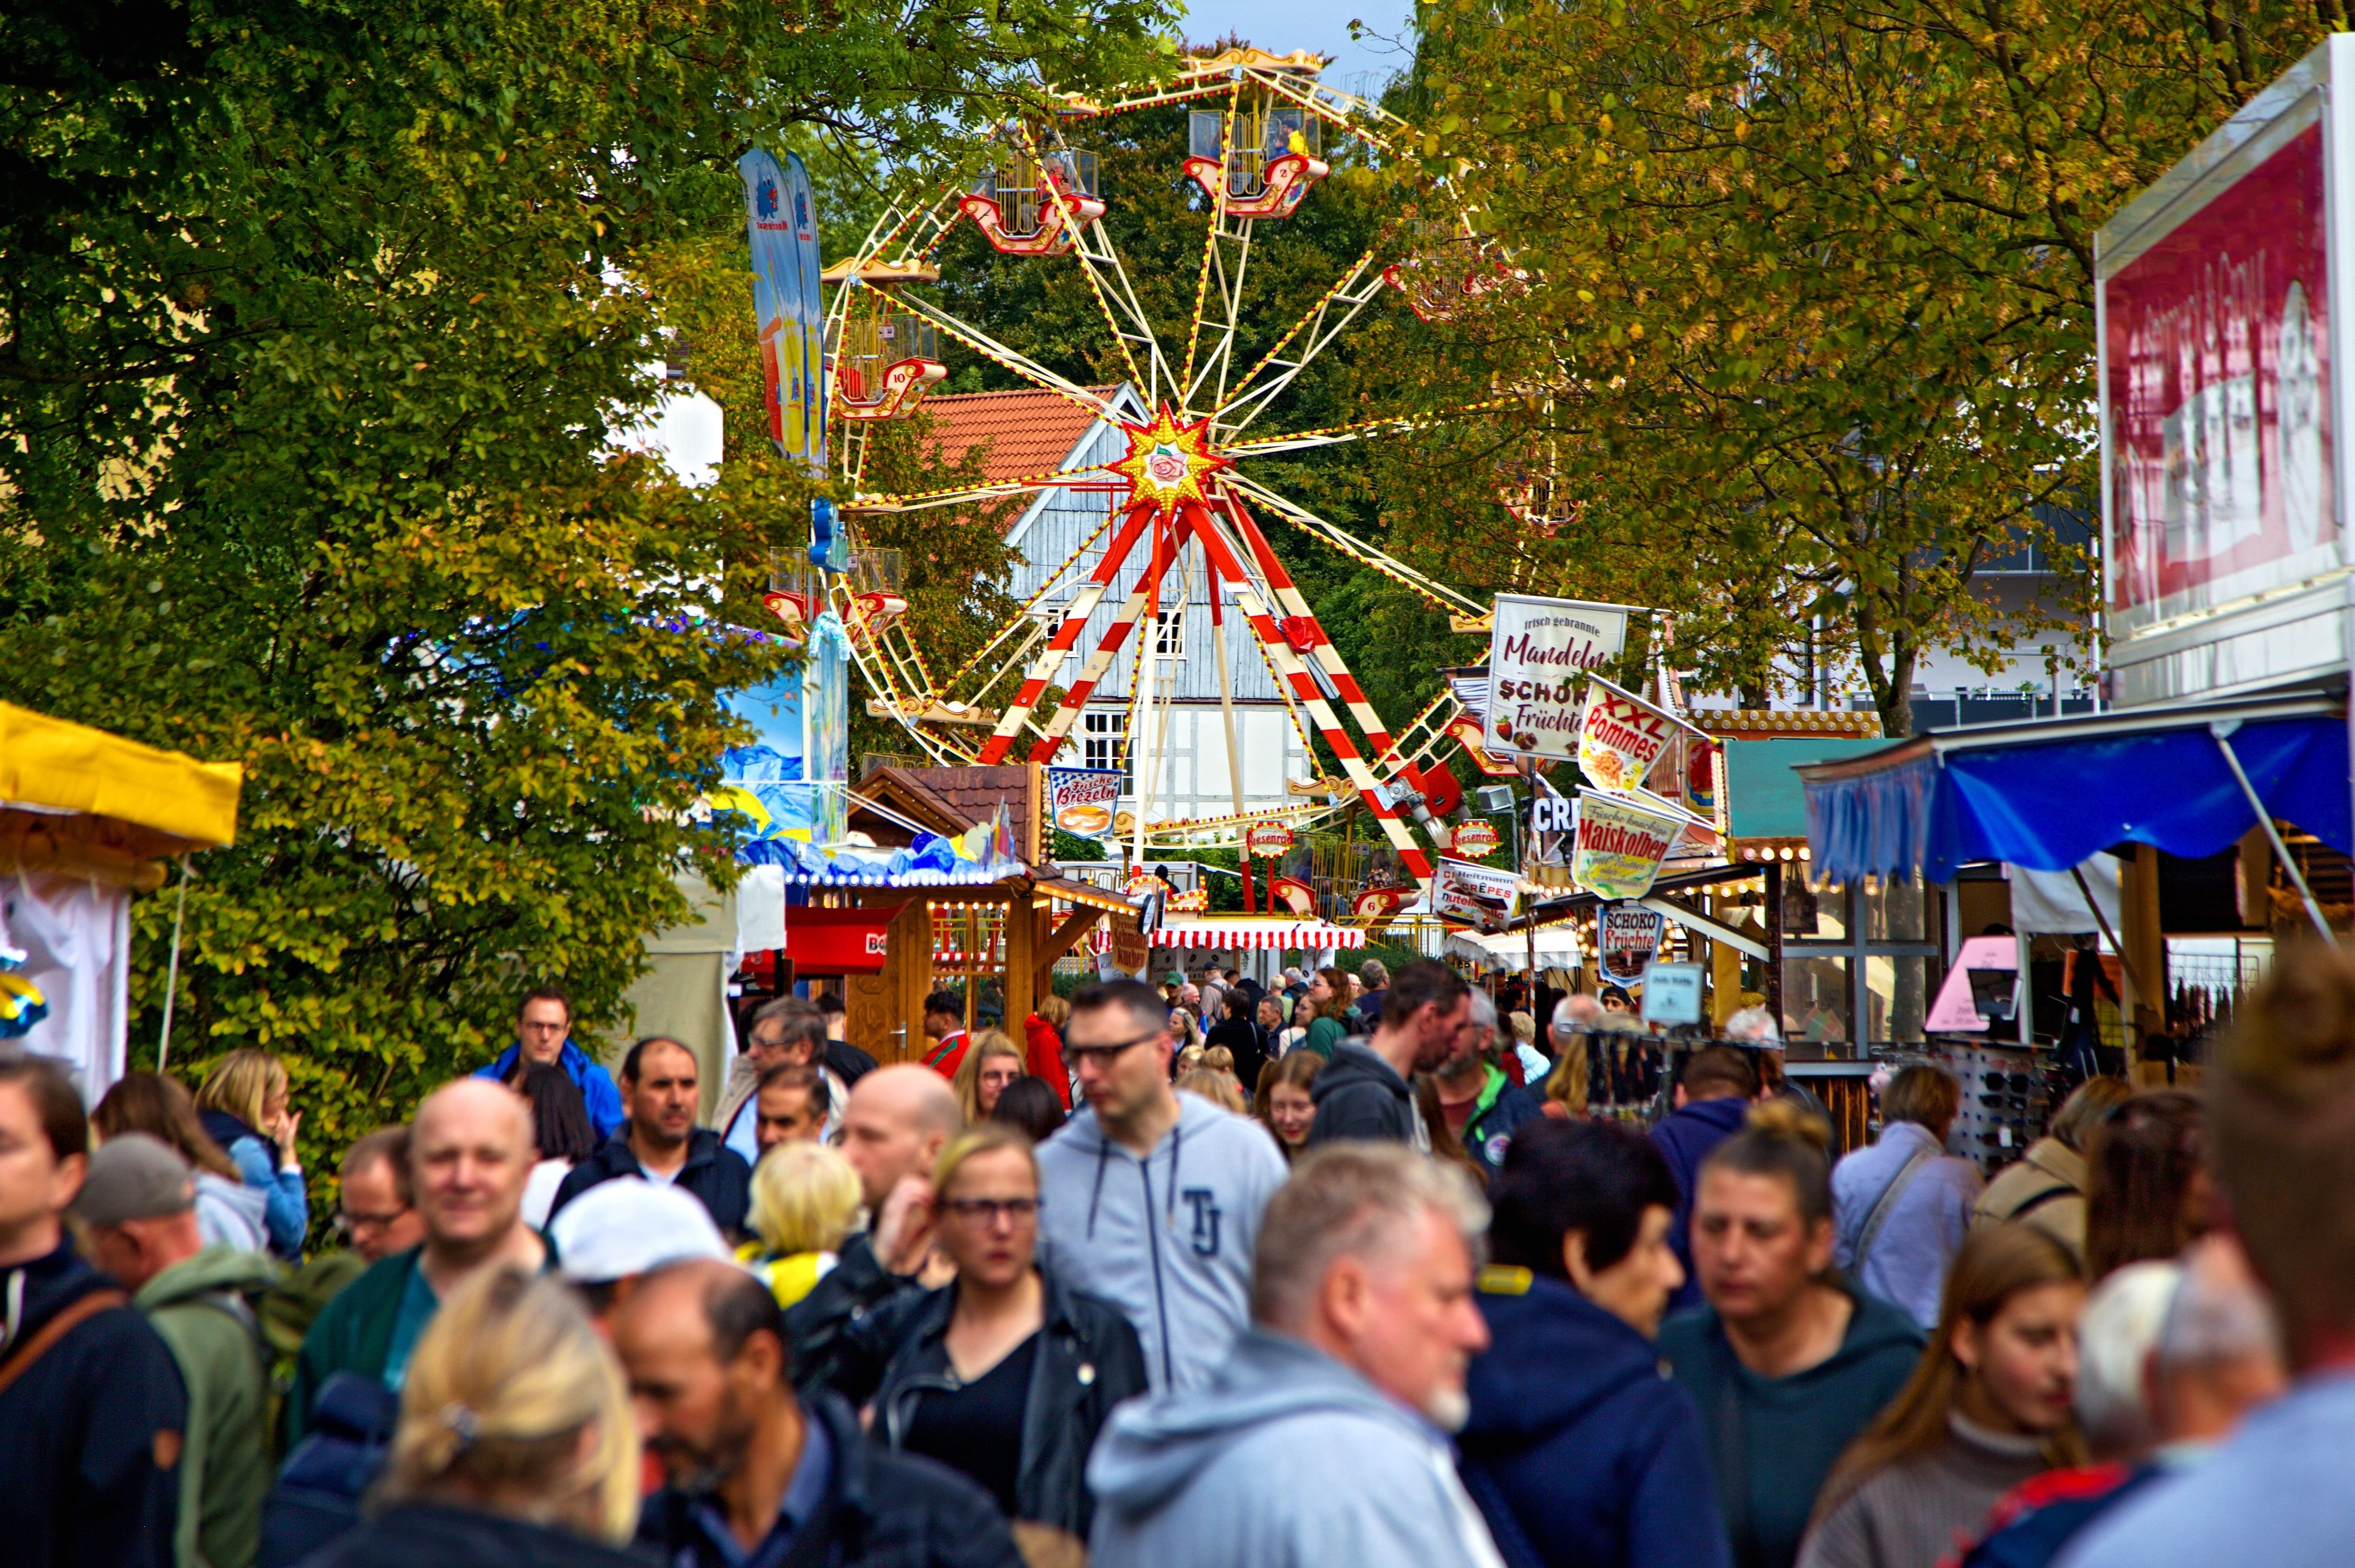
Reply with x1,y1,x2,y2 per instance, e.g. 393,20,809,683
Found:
0,0,1171,1186
1401,0,2334,734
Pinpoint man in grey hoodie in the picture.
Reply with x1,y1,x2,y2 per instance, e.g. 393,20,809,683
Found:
1087,1142,1506,1568
1036,978,1289,1394
1306,958,1473,1151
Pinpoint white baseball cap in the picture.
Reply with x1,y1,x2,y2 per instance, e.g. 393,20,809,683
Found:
550,1177,741,1284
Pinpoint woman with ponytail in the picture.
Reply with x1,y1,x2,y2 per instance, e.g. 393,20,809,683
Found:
305,1267,644,1566
1657,1101,1927,1568
1797,1225,2085,1568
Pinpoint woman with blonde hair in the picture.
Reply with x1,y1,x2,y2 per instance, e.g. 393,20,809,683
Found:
1798,1224,2087,1568
194,1047,308,1258
1177,1067,1247,1114
739,1141,863,1308
307,1267,643,1565
949,1030,1026,1124
840,1124,1148,1544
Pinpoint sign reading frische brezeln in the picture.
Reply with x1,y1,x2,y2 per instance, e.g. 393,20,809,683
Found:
1485,595,1638,760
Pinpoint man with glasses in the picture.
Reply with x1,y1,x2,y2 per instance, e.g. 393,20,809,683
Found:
336,1126,426,1263
470,983,625,1140
717,997,839,1164
1035,977,1289,1392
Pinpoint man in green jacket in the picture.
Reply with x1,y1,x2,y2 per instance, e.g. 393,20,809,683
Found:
77,1134,281,1568
289,1079,549,1442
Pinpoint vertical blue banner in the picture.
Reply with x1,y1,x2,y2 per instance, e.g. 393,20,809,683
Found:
738,148,808,464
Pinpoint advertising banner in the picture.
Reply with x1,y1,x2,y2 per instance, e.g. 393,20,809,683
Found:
2104,117,2337,630
1598,904,1664,987
804,611,851,844
1571,790,1687,902
1046,767,1123,840
1432,857,1523,930
1485,595,1637,759
1577,675,1697,795
738,149,818,467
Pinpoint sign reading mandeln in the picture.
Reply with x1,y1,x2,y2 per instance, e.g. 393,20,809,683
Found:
1486,594,1637,759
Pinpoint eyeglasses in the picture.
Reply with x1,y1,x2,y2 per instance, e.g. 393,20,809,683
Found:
337,1208,410,1236
945,1197,1041,1223
1064,1030,1162,1066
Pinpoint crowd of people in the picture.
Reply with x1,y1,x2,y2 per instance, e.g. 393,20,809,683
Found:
3,943,2348,1568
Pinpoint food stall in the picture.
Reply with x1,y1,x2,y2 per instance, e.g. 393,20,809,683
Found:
0,703,244,1098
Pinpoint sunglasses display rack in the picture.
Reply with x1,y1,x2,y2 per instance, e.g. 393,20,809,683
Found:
1916,1039,2050,1172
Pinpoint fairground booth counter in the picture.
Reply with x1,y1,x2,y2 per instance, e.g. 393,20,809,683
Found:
726,763,1141,1063
0,703,244,1101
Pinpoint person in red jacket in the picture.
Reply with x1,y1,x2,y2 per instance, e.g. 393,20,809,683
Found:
918,991,970,1078
1023,996,1073,1109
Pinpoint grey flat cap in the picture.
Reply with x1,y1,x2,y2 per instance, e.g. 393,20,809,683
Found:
74,1132,196,1226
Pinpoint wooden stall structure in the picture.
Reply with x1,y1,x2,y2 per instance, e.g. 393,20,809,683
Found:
817,764,1139,1063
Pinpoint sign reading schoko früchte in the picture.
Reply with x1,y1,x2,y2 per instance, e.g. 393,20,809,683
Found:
1485,595,1638,760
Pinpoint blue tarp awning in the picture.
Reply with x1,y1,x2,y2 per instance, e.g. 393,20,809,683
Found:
1798,689,2351,885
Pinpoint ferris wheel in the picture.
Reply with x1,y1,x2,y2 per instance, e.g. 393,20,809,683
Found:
812,48,1513,886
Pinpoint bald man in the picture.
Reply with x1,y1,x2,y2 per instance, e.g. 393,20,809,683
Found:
288,1079,547,1442
783,1064,964,1395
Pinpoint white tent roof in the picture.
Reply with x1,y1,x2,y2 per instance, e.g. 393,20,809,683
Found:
1445,924,1583,973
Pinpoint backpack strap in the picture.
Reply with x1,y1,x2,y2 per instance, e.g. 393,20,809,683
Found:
1852,1142,1939,1279
2008,1183,2076,1220
0,1288,129,1396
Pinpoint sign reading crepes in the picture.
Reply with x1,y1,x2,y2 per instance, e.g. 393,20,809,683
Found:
1432,856,1523,930
1598,904,1664,986
1572,791,1686,902
1486,595,1637,760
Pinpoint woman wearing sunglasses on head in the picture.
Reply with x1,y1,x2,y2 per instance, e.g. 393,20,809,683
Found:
855,1125,1148,1549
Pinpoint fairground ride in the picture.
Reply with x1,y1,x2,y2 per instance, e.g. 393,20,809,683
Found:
807,48,1526,888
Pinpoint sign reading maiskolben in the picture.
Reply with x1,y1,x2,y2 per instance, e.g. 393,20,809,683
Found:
1486,595,1637,760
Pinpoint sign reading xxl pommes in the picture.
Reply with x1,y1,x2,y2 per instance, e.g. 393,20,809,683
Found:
1486,595,1638,760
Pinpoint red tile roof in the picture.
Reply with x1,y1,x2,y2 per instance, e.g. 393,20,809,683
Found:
924,386,1120,486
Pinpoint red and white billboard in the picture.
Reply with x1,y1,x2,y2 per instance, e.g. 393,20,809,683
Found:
2104,118,2337,628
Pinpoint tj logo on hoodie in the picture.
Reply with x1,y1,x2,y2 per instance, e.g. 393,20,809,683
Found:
1183,1188,1222,1256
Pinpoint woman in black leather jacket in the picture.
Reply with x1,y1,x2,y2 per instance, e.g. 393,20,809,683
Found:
846,1123,1148,1542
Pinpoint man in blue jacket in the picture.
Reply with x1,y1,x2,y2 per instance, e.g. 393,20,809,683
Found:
472,984,624,1140
1650,1044,1758,1316
1460,1118,1730,1568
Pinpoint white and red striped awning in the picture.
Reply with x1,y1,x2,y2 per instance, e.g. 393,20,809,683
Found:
1149,919,1365,951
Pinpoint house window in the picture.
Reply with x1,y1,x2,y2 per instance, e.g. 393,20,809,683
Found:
1151,607,1185,658
1083,710,1130,779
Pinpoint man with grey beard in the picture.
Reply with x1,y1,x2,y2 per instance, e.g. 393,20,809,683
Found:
1085,1143,1507,1568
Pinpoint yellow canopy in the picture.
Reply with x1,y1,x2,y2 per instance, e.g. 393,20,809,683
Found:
0,703,243,853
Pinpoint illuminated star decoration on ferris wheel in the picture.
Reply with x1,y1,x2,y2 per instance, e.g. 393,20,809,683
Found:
1113,406,1233,518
